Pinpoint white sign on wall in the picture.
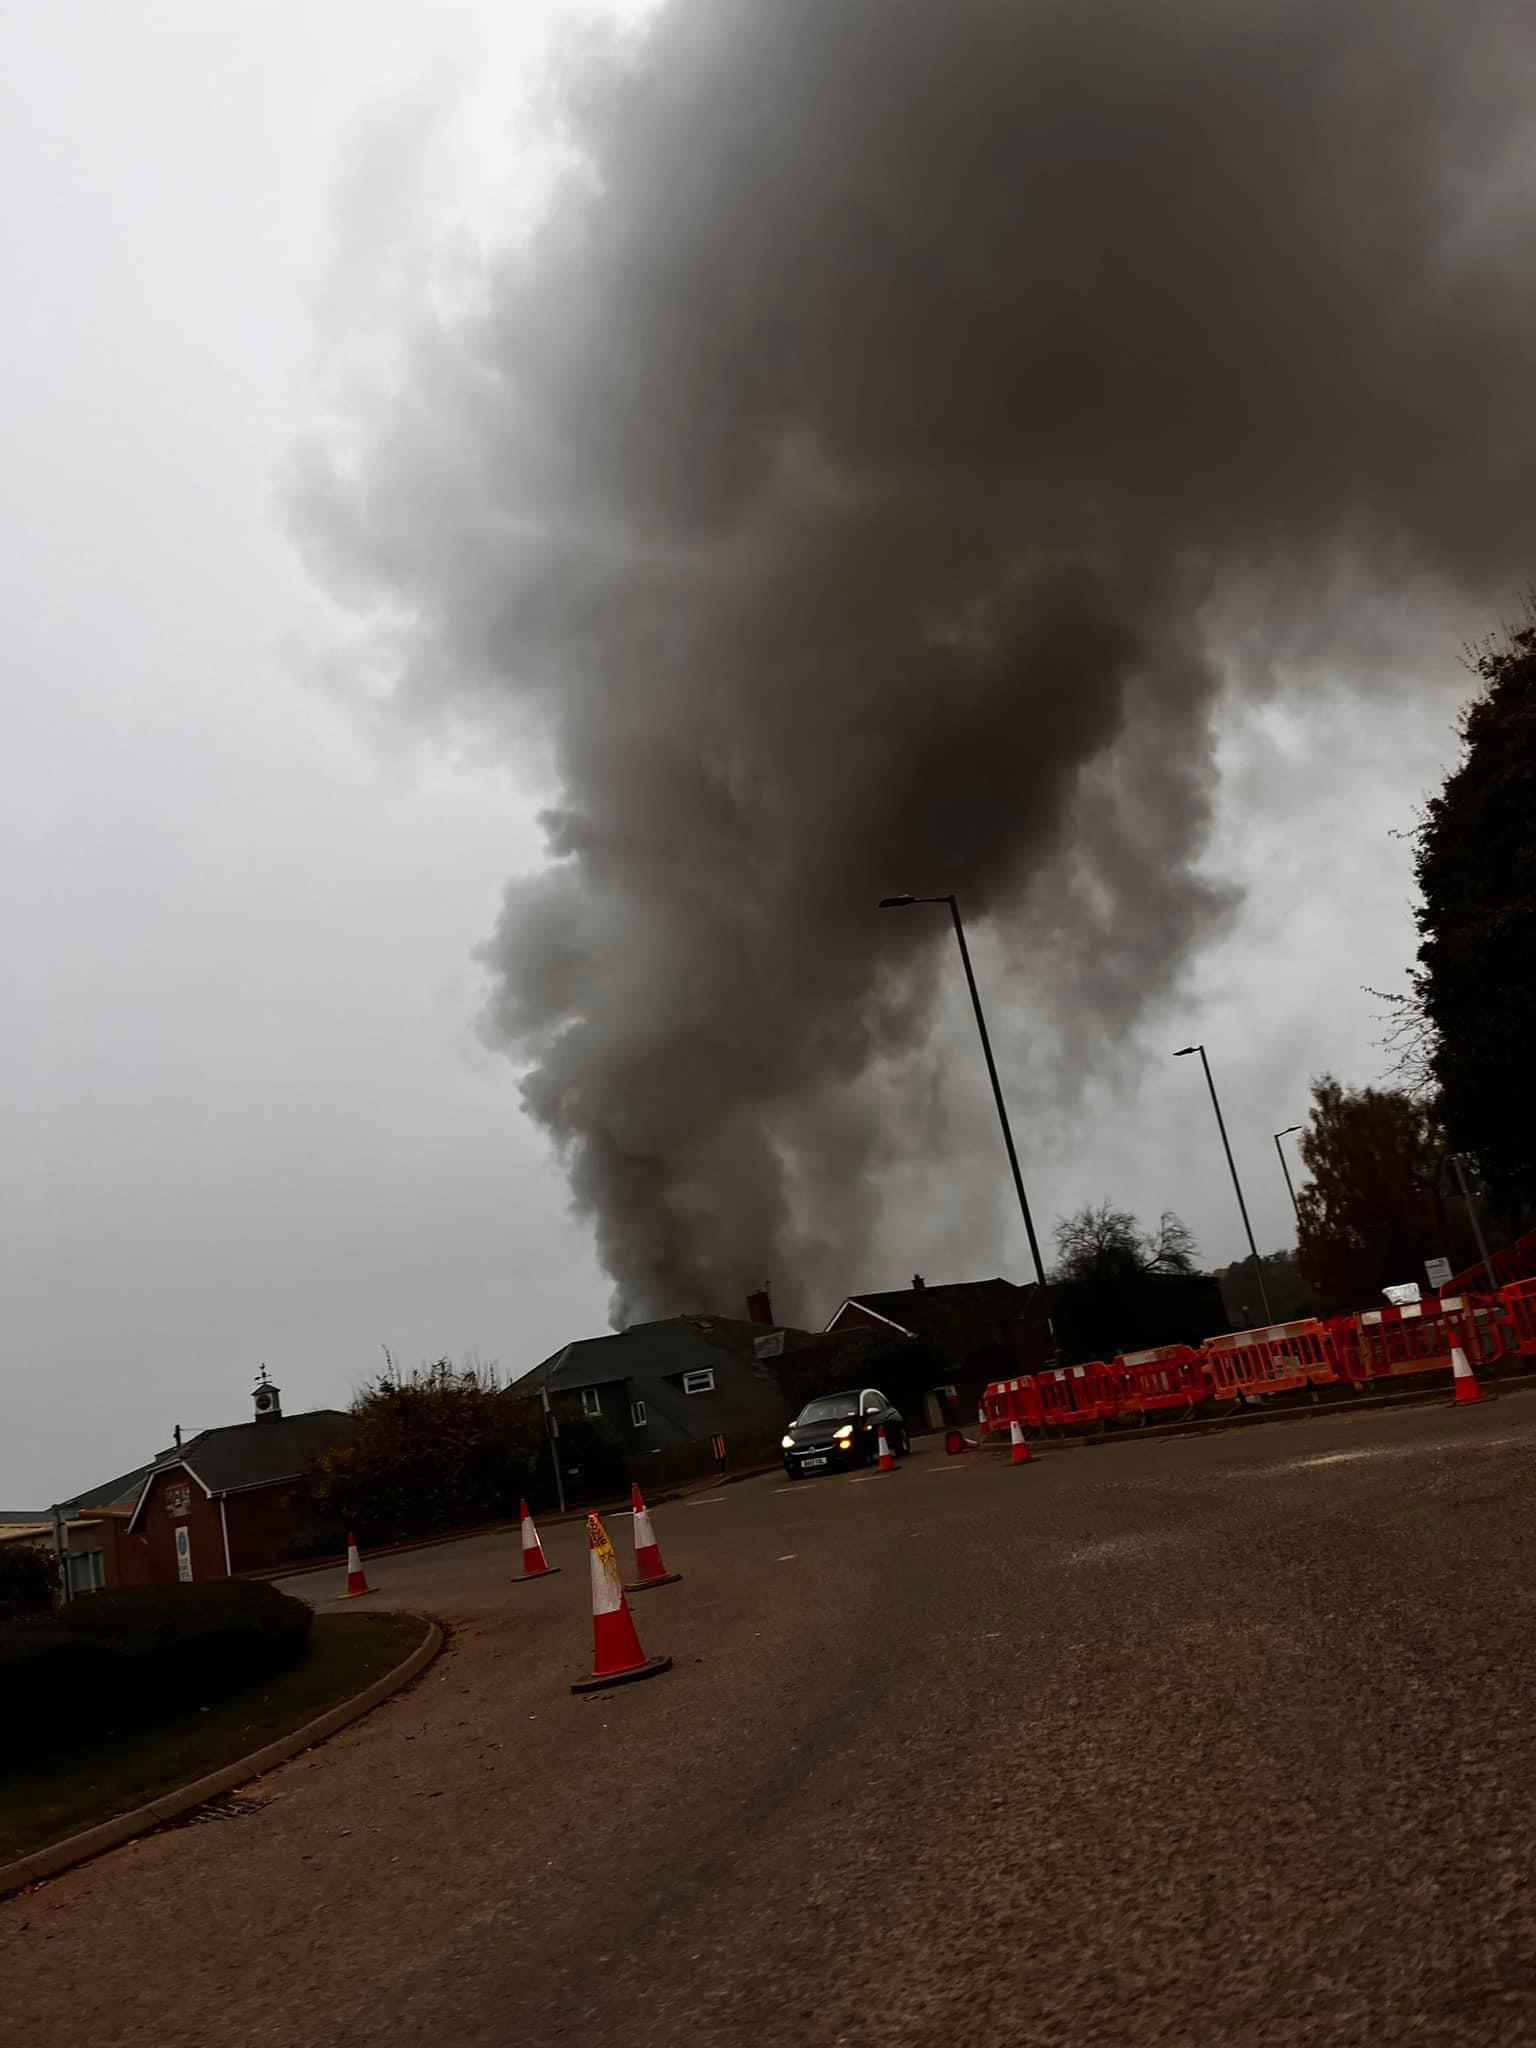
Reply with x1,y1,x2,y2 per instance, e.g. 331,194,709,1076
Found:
175,1524,193,1583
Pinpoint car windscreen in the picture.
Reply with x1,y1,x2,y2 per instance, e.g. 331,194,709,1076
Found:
795,1395,860,1424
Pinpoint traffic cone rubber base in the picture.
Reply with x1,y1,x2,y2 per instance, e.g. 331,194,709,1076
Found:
336,1585,377,1600
625,1570,683,1593
1010,1421,1033,1466
511,1566,562,1583
571,1654,673,1695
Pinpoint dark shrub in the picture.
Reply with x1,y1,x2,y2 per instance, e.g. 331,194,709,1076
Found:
0,1538,58,1621
0,1580,312,1756
293,1360,582,1549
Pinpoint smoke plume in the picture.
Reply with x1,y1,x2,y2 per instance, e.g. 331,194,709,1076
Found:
290,0,1536,1326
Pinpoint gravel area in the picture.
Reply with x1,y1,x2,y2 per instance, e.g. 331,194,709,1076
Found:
6,1393,1536,2046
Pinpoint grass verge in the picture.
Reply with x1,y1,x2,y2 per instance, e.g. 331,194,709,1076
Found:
0,1610,427,1865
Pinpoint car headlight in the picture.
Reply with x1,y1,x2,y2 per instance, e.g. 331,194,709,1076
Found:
834,1424,854,1442
781,1434,795,1450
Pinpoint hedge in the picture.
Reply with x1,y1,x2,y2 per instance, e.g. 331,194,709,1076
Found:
0,1538,57,1621
0,1580,313,1756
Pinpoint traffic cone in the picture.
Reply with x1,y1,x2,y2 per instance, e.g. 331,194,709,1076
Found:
944,1429,976,1455
625,1483,682,1592
876,1427,896,1474
336,1533,374,1600
1010,1420,1033,1466
571,1513,671,1695
1451,1344,1484,1405
513,1498,560,1582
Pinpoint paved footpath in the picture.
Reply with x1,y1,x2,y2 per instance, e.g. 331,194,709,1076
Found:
8,1393,1536,2046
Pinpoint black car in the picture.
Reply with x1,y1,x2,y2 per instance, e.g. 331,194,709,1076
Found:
781,1388,910,1477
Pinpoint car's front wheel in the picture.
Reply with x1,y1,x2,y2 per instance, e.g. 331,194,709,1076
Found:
785,1461,802,1480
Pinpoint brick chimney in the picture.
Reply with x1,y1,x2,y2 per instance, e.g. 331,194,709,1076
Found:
912,1273,926,1291
746,1286,774,1326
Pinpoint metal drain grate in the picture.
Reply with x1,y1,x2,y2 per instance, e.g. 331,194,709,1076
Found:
164,1789,273,1830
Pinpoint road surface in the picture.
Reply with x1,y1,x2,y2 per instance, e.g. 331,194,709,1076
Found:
7,1392,1536,2046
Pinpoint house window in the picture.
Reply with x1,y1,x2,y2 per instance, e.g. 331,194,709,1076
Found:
66,1550,104,1596
681,1368,715,1396
630,1399,648,1428
581,1387,602,1417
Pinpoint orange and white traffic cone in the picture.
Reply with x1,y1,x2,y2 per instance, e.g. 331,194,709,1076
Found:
571,1513,671,1694
625,1483,682,1592
336,1532,374,1600
1010,1420,1032,1466
513,1498,560,1582
1451,1344,1484,1405
876,1427,896,1474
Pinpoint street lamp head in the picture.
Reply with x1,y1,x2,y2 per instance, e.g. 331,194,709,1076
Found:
877,894,915,909
1277,1123,1303,1137
1174,1045,1200,1058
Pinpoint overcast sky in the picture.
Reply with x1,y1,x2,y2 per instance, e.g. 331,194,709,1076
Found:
0,2,1500,1506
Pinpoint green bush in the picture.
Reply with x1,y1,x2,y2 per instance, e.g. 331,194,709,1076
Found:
0,1539,57,1621
290,1359,629,1551
0,1580,312,1756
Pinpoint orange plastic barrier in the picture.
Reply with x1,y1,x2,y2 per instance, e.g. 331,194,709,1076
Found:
1199,1318,1346,1399
1340,1294,1508,1381
1496,1281,1536,1358
979,1375,1041,1438
1033,1362,1120,1426
1108,1344,1206,1415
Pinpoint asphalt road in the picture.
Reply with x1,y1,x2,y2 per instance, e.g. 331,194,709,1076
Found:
7,1392,1536,2046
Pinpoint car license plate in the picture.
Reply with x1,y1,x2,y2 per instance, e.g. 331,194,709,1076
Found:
801,1455,828,1469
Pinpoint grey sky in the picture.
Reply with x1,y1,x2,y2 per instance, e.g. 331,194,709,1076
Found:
0,2,1514,1504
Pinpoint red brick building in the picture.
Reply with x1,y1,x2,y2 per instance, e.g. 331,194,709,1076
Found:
123,1381,351,1585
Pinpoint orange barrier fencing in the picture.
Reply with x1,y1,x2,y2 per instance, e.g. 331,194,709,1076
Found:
1033,1362,1119,1427
977,1288,1536,1447
1199,1318,1347,1399
1337,1294,1509,1381
978,1376,1041,1437
1496,1281,1536,1358
1108,1344,1206,1414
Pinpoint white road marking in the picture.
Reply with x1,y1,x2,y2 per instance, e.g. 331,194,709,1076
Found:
1258,1431,1528,1477
775,1553,797,1562
685,1495,727,1507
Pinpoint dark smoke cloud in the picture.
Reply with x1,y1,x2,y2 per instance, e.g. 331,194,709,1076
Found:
289,0,1536,1325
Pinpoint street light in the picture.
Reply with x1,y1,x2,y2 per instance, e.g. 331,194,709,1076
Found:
878,893,1052,1315
1174,1044,1274,1324
1273,1125,1304,1222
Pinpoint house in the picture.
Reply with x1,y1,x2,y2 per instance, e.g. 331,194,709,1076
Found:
509,1311,804,1462
50,1461,159,1598
48,1377,352,1595
125,1378,352,1584
825,1275,1053,1421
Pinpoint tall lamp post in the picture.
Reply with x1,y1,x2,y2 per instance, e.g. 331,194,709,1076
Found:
1273,1125,1303,1223
1175,1043,1273,1325
878,894,1053,1329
